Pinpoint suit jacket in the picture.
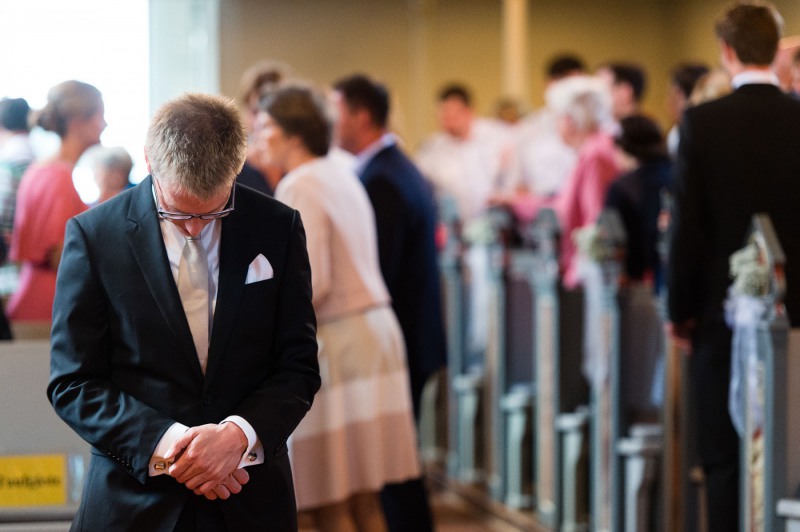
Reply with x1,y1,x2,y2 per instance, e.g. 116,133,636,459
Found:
48,177,320,531
236,160,274,197
668,84,800,327
359,144,446,383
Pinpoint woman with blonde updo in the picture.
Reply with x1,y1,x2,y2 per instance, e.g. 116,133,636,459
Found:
8,80,105,321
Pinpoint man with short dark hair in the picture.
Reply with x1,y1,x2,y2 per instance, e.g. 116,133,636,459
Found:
48,92,320,531
416,82,514,223
333,73,446,532
668,3,800,530
546,54,586,81
666,63,709,156
597,62,647,120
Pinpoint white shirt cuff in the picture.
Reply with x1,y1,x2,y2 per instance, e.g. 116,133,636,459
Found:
221,415,265,468
149,422,189,476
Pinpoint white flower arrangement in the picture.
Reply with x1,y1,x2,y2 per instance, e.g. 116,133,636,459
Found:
729,242,770,298
462,215,496,245
572,223,616,262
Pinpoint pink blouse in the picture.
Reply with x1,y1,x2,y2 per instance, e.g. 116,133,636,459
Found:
8,161,87,321
554,132,620,289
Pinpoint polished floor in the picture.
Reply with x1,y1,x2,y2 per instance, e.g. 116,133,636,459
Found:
427,488,539,532
298,473,546,532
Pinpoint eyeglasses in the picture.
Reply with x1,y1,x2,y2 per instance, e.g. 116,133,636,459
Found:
152,178,235,221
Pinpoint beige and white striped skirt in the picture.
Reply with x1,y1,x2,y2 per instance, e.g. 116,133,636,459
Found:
288,305,421,510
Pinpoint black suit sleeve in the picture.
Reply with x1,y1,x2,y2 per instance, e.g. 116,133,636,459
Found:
667,112,707,323
48,218,175,483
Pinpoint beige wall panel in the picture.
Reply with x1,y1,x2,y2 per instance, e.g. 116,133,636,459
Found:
527,0,670,120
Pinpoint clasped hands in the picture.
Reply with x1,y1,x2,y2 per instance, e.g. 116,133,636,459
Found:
164,422,250,501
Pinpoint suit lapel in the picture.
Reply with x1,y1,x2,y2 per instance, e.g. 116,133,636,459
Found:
125,176,203,379
204,186,250,387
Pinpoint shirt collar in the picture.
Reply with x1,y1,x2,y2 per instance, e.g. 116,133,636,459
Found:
731,69,779,89
354,132,396,175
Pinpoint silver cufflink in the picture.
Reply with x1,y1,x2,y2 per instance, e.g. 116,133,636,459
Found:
248,452,258,462
154,461,167,471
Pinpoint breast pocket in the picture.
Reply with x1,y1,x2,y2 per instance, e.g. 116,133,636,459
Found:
237,279,279,340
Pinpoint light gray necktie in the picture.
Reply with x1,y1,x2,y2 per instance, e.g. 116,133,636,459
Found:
178,237,209,374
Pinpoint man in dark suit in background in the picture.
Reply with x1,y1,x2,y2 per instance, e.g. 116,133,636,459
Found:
667,3,800,530
333,73,447,532
48,93,320,531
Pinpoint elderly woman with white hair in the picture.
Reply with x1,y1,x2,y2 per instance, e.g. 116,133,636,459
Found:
547,75,619,288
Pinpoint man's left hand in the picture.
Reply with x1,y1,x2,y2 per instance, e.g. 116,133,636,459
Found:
202,468,250,500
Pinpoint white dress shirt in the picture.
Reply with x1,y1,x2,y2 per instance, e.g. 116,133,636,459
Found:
148,214,264,476
731,69,779,89
416,117,514,223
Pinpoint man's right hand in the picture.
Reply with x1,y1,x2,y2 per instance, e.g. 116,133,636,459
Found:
667,319,696,355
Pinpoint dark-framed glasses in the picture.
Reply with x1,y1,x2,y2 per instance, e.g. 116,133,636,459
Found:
152,178,235,221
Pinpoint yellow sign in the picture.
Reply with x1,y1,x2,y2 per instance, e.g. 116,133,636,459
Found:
0,455,67,506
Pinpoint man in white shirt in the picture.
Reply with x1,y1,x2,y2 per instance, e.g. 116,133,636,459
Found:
415,83,514,223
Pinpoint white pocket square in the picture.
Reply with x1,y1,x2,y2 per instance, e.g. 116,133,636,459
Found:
245,254,274,284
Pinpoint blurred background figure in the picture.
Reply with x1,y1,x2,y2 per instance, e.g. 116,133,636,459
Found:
604,114,672,429
493,96,525,125
8,80,104,322
665,63,709,157
236,59,295,195
416,83,514,224
502,53,586,221
772,34,800,94
332,73,445,532
605,114,672,291
262,85,421,532
668,4,800,528
596,61,647,125
688,68,733,106
88,145,133,205
789,46,800,96
0,97,34,244
549,75,618,288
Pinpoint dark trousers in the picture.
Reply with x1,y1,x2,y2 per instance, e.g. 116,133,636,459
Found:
173,495,228,532
690,321,739,532
380,370,435,532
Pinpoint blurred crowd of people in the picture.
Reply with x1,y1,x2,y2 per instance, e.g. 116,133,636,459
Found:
4,1,800,530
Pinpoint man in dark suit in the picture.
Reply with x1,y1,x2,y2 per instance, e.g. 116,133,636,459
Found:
48,93,320,531
333,74,447,532
667,3,800,530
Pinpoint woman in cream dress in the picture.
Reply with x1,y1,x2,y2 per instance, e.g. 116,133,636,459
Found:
259,85,420,532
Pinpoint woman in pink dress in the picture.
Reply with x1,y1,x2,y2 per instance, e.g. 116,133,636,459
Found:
547,75,620,289
8,80,105,321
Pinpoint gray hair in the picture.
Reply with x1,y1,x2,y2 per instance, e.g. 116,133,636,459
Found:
145,93,247,200
91,146,133,178
546,75,612,132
